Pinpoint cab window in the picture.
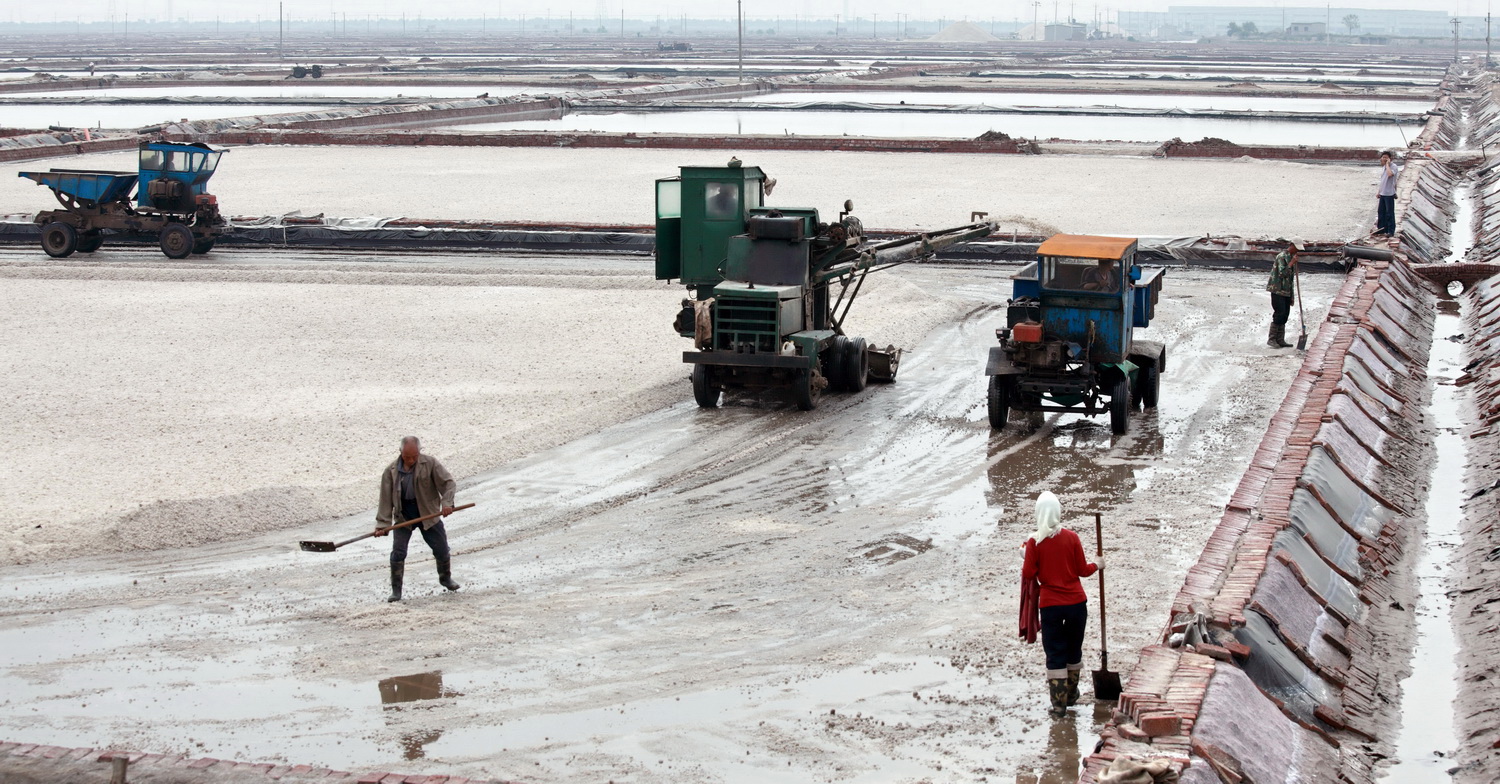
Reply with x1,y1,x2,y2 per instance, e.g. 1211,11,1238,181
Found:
704,182,740,221
139,149,165,170
1042,256,1120,294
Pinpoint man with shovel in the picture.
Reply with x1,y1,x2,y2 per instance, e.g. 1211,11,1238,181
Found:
376,436,459,602
1020,491,1106,717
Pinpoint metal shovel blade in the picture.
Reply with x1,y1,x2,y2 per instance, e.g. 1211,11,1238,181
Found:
299,541,337,552
867,345,902,383
1092,669,1123,702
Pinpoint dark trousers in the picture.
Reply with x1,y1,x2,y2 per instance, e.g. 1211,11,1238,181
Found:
391,498,450,565
1376,195,1396,235
1040,601,1088,671
1271,293,1293,327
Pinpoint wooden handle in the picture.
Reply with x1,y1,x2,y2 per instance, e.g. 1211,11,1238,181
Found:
1095,511,1109,660
336,502,475,548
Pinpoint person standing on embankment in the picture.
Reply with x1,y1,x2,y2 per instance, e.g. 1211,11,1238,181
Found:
1020,491,1105,717
1375,150,1399,237
375,436,459,602
1265,239,1300,349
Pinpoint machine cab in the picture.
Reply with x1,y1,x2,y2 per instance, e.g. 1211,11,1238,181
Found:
137,142,223,212
1029,234,1153,363
654,159,767,294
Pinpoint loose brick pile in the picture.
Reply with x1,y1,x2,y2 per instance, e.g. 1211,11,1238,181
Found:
0,741,520,783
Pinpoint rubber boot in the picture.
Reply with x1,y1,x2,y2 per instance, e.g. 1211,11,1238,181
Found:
437,559,460,592
387,563,404,603
1047,672,1070,718
1066,665,1083,707
1268,324,1290,349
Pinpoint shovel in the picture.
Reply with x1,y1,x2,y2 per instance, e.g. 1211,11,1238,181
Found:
1294,260,1308,351
1092,511,1123,701
299,503,474,552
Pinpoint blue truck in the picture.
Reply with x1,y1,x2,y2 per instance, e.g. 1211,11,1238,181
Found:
986,234,1166,435
18,141,227,259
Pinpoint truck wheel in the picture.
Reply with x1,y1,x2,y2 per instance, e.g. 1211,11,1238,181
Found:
843,337,869,393
1139,364,1160,409
40,222,77,258
793,369,822,411
191,237,216,255
691,364,721,409
824,335,850,392
76,232,104,253
1109,374,1131,435
987,375,1012,430
159,224,194,259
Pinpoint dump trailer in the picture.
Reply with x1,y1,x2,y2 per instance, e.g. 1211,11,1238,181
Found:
18,141,227,259
655,159,995,410
986,234,1166,435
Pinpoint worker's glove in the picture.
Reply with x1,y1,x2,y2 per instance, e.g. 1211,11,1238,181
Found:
1092,553,1107,571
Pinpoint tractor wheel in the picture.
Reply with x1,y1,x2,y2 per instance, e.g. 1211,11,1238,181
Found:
75,232,104,254
1109,374,1131,435
987,375,1012,430
793,368,822,411
843,336,869,393
691,364,721,409
191,237,216,255
40,222,77,258
158,224,194,259
1139,363,1160,409
824,335,850,392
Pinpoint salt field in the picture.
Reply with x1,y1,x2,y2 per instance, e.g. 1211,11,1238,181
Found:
4,103,318,128
443,108,1420,147
10,84,549,99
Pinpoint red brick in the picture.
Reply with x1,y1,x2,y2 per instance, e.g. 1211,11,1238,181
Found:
187,757,219,769
356,774,387,784
1139,713,1183,737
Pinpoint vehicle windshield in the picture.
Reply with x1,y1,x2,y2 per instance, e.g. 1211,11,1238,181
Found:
201,152,222,172
139,149,164,170
1042,255,1121,294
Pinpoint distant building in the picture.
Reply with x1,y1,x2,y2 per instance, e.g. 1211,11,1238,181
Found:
1286,22,1326,39
1044,23,1087,41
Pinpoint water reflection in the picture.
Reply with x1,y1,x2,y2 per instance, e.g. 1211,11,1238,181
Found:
986,413,1164,513
378,671,459,760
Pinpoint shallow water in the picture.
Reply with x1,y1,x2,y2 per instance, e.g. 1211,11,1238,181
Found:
443,108,1420,147
12,84,547,100
731,91,1435,115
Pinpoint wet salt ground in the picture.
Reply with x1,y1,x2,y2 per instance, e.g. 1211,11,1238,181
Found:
0,261,1342,782
441,109,1420,147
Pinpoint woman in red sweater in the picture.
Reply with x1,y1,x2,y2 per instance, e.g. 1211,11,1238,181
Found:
1021,491,1105,717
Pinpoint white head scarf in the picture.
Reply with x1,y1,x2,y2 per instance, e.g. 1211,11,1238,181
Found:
1032,491,1063,544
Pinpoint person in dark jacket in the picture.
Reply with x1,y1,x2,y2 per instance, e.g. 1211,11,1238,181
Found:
1265,239,1301,349
1021,491,1105,717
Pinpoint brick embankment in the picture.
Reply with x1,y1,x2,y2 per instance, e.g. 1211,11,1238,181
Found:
0,741,519,783
1449,274,1500,784
0,131,139,163
1079,253,1439,783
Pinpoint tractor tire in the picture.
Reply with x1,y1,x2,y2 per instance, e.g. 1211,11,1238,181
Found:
40,222,77,258
75,232,104,254
691,364,721,409
1139,363,1160,409
793,368,822,411
843,336,869,393
987,375,1012,430
191,237,216,255
158,224,194,259
824,335,851,392
1109,374,1131,435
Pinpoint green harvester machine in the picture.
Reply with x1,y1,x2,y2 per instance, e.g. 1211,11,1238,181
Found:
655,159,995,410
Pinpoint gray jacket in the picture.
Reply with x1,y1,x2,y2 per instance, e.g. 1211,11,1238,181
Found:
377,453,456,530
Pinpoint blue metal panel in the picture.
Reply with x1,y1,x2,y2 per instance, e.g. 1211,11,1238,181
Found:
1041,304,1127,362
18,170,138,204
1011,261,1040,299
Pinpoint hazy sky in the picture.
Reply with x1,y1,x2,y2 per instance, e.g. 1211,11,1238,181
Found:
0,1,1486,23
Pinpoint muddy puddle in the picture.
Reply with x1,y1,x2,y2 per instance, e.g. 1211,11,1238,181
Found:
441,109,1420,147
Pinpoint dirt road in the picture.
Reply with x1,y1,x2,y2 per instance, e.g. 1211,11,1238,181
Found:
0,259,1339,783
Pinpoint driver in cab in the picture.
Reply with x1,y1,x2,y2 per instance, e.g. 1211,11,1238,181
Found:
1081,258,1118,293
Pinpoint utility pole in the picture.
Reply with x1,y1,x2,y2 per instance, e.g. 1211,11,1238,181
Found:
737,0,744,83
1454,17,1462,63
278,2,284,59
1488,11,1494,67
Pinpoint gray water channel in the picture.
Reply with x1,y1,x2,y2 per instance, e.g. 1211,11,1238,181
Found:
11,85,546,100
443,109,1420,147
